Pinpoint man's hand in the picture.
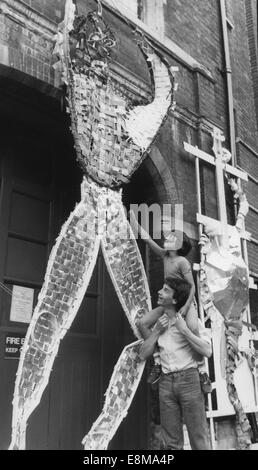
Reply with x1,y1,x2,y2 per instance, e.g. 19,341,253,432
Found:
175,313,188,334
175,315,212,358
154,314,169,334
139,313,169,361
177,305,188,318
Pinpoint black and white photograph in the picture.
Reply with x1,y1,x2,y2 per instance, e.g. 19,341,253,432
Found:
0,0,257,457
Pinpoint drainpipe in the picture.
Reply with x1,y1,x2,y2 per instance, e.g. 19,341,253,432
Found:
220,0,256,422
219,0,236,166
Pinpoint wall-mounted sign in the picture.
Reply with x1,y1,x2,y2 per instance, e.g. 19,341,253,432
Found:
10,285,34,323
5,333,25,359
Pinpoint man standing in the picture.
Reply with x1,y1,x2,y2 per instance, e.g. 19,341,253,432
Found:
138,277,212,450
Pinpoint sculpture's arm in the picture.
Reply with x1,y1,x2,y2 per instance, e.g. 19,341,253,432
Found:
124,37,176,152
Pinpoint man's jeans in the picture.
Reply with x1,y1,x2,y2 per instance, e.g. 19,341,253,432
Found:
159,367,210,450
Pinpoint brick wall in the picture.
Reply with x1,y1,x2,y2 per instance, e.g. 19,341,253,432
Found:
164,0,228,134
228,0,258,149
164,0,222,74
0,1,58,84
226,0,258,275
21,0,64,22
245,0,258,128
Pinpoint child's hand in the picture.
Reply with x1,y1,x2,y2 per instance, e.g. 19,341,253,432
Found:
198,234,211,254
198,234,209,246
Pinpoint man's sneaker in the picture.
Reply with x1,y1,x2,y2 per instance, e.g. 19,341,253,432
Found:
147,364,162,384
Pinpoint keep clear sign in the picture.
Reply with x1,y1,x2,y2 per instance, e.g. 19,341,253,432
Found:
5,333,25,359
10,285,34,323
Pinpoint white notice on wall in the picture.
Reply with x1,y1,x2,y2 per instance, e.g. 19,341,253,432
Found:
10,285,34,323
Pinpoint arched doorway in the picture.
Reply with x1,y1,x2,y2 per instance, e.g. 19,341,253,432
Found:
123,149,179,305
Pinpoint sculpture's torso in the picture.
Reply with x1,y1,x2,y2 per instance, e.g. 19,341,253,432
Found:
70,70,143,188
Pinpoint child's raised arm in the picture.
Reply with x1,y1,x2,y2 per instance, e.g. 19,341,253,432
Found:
129,210,165,258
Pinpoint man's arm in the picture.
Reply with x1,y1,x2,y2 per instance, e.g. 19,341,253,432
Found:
139,314,169,361
185,301,198,336
137,306,164,339
175,315,212,358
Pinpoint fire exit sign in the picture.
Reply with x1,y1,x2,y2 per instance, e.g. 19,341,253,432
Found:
5,333,25,359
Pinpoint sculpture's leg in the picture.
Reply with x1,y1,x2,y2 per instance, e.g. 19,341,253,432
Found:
82,190,151,450
82,339,145,450
102,190,152,335
9,179,99,450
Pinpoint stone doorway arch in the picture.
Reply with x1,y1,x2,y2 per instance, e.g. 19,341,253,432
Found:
147,145,179,206
122,144,179,299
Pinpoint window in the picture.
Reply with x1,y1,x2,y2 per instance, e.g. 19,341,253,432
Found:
104,0,140,19
104,0,165,39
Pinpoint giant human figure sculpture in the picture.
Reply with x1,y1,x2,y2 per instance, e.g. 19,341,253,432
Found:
9,0,175,450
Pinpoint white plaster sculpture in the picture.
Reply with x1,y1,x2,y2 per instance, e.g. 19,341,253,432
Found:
199,175,253,449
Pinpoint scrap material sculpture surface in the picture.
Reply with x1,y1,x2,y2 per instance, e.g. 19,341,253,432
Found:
9,0,174,450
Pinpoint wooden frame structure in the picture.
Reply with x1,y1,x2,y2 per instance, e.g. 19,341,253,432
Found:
184,126,258,449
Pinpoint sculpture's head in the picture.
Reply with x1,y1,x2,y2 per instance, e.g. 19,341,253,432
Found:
69,10,116,81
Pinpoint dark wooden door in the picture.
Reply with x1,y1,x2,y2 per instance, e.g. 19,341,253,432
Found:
0,90,148,450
